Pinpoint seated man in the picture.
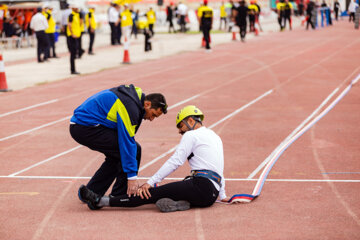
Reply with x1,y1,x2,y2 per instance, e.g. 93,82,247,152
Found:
79,105,229,212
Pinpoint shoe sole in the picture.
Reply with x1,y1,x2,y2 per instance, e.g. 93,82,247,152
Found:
156,198,190,213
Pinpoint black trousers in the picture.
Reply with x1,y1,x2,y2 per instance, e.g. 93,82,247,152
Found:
69,124,141,196
35,30,49,62
109,177,219,208
77,33,84,57
202,23,211,49
68,36,78,72
306,16,315,29
88,30,95,53
47,33,56,57
238,22,247,39
109,22,117,45
149,24,154,36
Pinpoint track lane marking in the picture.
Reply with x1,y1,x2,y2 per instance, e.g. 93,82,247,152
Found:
1,175,359,182
0,99,59,118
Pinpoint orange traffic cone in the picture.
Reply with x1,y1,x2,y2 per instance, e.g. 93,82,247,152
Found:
201,37,206,47
0,54,11,92
232,31,237,41
122,37,131,64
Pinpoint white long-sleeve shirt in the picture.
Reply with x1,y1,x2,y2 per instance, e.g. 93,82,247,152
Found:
30,12,48,31
147,126,227,200
108,6,119,23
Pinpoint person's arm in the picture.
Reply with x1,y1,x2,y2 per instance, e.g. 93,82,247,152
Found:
115,109,141,197
139,132,194,199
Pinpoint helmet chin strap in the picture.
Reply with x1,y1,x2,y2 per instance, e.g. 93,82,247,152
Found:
182,117,200,131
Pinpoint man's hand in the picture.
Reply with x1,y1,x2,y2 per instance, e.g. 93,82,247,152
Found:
127,179,139,197
137,183,152,199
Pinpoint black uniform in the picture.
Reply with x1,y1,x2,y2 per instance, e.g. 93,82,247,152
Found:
199,6,213,50
235,4,248,41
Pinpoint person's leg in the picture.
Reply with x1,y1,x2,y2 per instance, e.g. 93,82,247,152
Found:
44,33,50,60
70,124,126,195
35,32,42,62
89,31,95,53
69,37,77,73
203,26,210,49
108,177,219,208
110,141,141,196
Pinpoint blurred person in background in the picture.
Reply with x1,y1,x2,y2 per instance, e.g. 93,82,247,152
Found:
146,7,156,36
30,7,49,63
85,5,97,55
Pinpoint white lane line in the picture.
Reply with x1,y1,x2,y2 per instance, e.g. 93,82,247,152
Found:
1,175,360,183
167,94,201,110
0,116,71,142
8,146,82,177
0,99,59,118
139,89,274,172
247,87,339,179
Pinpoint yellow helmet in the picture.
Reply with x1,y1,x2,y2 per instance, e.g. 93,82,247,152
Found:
176,105,204,127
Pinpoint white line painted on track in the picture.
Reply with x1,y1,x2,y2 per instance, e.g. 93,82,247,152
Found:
0,116,71,142
247,87,339,179
8,146,82,176
139,90,274,172
1,175,359,183
0,99,59,118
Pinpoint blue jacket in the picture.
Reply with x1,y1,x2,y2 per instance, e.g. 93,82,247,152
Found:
70,84,145,179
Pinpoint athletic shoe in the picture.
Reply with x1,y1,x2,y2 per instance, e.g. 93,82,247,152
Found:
155,198,190,213
78,185,102,210
78,185,87,203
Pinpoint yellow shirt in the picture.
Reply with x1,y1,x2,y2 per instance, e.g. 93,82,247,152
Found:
248,4,259,14
220,5,227,18
121,9,133,27
44,10,56,34
198,5,213,19
276,2,285,11
85,9,97,30
67,11,81,37
146,10,156,24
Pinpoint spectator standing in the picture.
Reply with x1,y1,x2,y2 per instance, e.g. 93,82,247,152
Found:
283,0,293,30
177,1,188,32
146,7,156,36
233,0,248,42
333,0,340,21
67,4,81,74
108,3,120,45
30,7,49,63
197,0,213,51
44,6,58,58
121,4,133,41
131,9,139,38
166,3,175,33
219,2,227,30
348,0,359,22
306,0,316,29
85,6,97,55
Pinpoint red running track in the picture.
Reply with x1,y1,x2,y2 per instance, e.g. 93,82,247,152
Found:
0,21,359,240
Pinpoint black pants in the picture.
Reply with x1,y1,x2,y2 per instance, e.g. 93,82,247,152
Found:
349,12,355,22
35,30,49,62
109,22,117,45
77,33,84,58
202,23,211,49
88,30,95,53
238,22,247,40
109,177,219,208
306,16,315,29
47,33,56,57
180,15,186,32
334,9,339,20
144,30,152,51
68,36,78,73
168,19,174,33
283,15,292,30
149,24,154,36
69,124,141,196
